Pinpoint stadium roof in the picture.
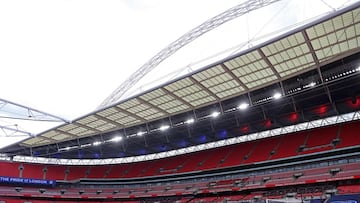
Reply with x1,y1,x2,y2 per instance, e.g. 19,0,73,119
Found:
18,2,360,148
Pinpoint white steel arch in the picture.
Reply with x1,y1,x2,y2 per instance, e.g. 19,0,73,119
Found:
98,0,282,109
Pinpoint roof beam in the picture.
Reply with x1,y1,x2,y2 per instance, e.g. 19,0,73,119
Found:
160,87,194,108
220,63,249,91
302,30,334,103
135,98,169,115
113,106,147,122
257,48,281,80
189,76,220,101
302,30,320,65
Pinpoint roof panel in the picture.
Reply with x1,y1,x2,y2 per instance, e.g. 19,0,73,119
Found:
96,123,117,131
117,98,140,109
164,78,193,92
68,126,89,135
23,137,44,145
193,65,225,82
140,89,165,100
96,107,119,117
52,134,70,141
42,130,58,138
246,75,278,88
58,124,78,131
143,112,164,120
77,115,98,125
77,130,95,137
86,119,107,128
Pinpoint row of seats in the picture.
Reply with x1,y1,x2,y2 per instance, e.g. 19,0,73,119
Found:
0,161,358,200
0,121,359,180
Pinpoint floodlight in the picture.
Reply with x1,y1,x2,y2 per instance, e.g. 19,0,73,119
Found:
309,82,316,87
159,125,170,131
137,131,145,136
110,136,123,142
273,92,282,99
185,118,195,124
356,67,360,71
92,141,102,146
238,103,249,110
211,111,220,118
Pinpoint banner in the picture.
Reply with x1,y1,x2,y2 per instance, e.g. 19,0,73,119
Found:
0,176,55,187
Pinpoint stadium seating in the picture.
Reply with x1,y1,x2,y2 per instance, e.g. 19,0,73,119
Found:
44,165,66,180
0,162,20,177
243,136,281,164
337,121,360,148
1,121,359,183
300,125,338,154
270,131,308,160
87,165,109,179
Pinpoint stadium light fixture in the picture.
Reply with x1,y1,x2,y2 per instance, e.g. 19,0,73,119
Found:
159,125,170,131
211,111,220,118
185,118,195,124
92,141,102,146
137,131,146,136
357,67,360,71
238,103,249,110
110,136,123,142
58,145,78,151
273,92,282,100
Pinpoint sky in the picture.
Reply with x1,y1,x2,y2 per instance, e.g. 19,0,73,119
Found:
0,0,357,149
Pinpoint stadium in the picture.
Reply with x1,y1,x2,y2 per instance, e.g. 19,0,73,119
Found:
1,0,360,203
